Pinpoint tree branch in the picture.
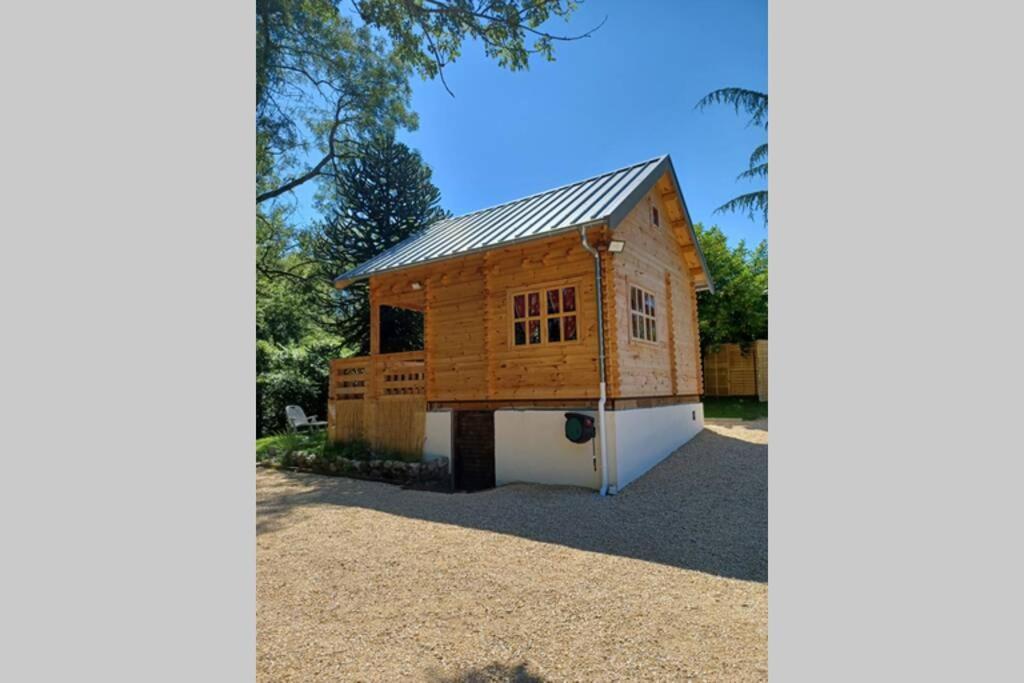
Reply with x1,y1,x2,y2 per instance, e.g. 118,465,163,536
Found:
257,92,350,204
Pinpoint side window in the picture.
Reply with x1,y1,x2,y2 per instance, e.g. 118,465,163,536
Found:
629,285,658,343
512,285,578,346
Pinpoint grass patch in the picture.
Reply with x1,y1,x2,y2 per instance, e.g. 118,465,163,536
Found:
256,430,326,460
703,397,768,421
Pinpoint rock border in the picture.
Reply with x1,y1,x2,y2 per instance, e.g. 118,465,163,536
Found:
258,448,450,487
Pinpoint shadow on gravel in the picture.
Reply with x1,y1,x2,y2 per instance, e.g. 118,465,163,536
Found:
425,662,547,682
257,428,767,582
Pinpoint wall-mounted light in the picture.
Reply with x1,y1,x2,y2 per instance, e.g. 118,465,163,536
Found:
607,240,626,253
410,281,423,290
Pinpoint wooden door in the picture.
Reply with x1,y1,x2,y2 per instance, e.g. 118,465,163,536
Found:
453,411,495,492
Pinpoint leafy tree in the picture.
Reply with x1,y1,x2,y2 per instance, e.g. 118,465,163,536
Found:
694,223,768,353
257,0,596,204
256,0,415,204
310,133,448,354
258,333,345,435
696,88,768,224
254,1,597,434
352,0,603,95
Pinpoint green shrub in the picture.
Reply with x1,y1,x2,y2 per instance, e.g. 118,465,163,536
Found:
256,430,327,463
324,438,372,462
257,431,425,476
257,336,345,436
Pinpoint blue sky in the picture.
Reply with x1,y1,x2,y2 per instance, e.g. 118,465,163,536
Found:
397,0,767,248
288,1,766,249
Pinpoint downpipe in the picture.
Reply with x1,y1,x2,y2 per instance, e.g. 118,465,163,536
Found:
580,225,610,496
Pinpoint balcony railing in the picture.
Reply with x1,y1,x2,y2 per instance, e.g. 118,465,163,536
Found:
329,351,426,402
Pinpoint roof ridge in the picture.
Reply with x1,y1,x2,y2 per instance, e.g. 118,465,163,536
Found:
438,154,668,223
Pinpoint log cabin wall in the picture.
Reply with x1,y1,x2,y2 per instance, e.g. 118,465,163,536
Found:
370,229,605,403
368,185,702,405
485,231,601,401
425,254,488,401
608,182,702,398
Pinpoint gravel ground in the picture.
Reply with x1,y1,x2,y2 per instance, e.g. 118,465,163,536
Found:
257,420,767,682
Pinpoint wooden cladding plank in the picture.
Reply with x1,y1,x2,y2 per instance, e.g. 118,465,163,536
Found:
423,254,487,401
665,271,679,394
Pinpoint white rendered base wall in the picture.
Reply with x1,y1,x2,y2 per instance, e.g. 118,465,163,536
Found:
435,403,704,492
605,402,704,492
423,411,452,462
494,409,600,489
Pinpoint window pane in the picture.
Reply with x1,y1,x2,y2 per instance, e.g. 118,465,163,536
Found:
562,287,576,312
514,321,526,345
529,319,541,344
645,317,652,340
648,294,655,316
547,317,561,342
547,289,560,314
514,294,525,319
630,287,639,312
632,313,639,338
651,320,657,342
564,315,577,340
528,292,540,317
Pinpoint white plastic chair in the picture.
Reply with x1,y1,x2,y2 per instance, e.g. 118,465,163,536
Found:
285,405,327,433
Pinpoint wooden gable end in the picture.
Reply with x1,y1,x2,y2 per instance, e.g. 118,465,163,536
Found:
607,176,704,398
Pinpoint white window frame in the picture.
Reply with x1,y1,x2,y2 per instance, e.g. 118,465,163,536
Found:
628,284,659,344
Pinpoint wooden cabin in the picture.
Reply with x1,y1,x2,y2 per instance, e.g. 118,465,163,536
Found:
330,155,713,494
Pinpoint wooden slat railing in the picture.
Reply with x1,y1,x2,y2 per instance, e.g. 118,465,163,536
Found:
329,351,425,401
329,357,371,401
377,351,426,398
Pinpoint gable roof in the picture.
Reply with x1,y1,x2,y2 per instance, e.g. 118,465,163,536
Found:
336,154,713,291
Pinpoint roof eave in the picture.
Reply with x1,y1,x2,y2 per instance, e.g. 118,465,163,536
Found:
333,218,609,286
605,154,715,294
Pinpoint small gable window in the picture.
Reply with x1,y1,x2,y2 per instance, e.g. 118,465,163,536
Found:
512,285,578,347
651,206,660,227
629,285,658,343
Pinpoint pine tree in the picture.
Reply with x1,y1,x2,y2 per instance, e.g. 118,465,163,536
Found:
311,133,448,353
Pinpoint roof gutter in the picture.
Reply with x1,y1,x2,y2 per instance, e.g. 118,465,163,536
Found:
579,224,611,497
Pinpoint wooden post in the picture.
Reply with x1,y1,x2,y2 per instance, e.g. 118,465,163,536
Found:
665,272,679,395
691,283,704,396
483,251,495,400
423,276,432,402
367,279,380,446
369,278,381,358
598,226,618,398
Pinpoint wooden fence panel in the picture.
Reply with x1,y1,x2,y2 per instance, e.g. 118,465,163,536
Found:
755,340,768,402
702,341,767,398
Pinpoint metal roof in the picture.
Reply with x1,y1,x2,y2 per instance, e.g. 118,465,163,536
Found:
336,154,712,291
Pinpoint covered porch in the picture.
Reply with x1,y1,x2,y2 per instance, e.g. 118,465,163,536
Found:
327,275,429,456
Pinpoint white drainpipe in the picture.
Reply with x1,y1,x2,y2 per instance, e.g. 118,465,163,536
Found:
579,225,610,496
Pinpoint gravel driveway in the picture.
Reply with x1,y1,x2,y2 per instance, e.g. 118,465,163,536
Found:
257,419,767,682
